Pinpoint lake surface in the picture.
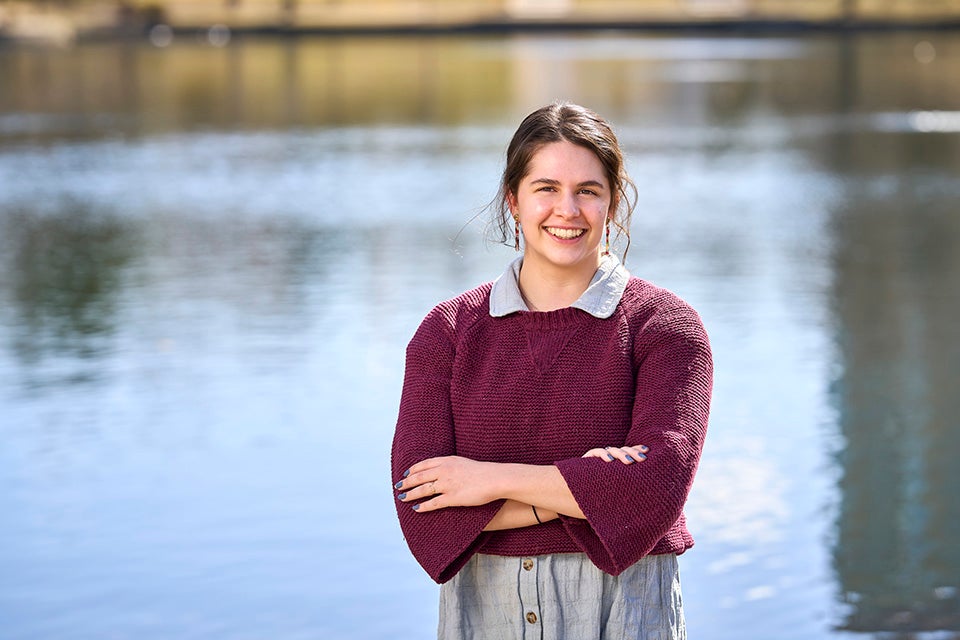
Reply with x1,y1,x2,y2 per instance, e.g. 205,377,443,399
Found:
1,32,959,639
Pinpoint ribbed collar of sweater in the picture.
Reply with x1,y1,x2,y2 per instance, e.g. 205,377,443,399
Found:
489,253,630,319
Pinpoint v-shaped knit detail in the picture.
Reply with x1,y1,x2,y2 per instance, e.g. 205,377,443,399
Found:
524,325,581,374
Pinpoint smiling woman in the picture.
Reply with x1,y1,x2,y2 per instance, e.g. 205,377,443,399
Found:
390,103,713,640
509,141,612,311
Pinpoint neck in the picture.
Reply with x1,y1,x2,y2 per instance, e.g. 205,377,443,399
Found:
518,253,602,312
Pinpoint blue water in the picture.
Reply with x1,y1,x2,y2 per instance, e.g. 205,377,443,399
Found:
1,33,958,639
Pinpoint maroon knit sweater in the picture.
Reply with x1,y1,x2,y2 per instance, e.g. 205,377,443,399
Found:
391,277,713,584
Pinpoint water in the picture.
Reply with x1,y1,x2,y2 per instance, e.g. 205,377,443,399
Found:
1,32,959,639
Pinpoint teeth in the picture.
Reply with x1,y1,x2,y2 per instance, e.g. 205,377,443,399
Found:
546,227,585,239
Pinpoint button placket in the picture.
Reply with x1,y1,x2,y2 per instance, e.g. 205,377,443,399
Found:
517,557,541,635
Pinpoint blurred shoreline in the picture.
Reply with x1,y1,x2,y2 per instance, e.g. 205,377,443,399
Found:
2,0,960,47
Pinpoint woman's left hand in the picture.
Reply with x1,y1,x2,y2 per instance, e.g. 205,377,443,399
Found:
582,444,649,464
395,456,500,513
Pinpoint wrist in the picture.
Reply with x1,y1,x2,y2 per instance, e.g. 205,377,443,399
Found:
491,462,523,502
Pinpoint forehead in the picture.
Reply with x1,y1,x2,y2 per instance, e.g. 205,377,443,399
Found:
524,140,608,184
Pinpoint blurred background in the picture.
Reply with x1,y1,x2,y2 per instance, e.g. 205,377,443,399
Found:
1,1,959,639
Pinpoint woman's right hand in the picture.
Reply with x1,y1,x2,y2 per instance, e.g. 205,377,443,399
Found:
582,445,649,464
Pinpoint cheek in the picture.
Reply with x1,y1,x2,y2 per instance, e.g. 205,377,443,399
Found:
589,202,610,223
519,197,551,219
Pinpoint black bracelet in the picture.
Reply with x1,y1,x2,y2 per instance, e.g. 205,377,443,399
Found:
532,505,543,524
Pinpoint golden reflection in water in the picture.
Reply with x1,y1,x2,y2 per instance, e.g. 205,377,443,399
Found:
3,33,960,138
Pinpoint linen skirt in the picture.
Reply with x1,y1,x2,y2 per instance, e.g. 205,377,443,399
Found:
438,552,685,640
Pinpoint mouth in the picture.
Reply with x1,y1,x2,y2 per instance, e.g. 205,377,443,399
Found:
544,227,586,240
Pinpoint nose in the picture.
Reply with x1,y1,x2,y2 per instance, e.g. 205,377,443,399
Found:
555,191,580,217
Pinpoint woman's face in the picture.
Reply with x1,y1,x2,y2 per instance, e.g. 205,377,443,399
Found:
509,140,612,277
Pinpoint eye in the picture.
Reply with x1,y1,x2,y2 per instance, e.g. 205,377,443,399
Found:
536,186,557,192
579,188,599,196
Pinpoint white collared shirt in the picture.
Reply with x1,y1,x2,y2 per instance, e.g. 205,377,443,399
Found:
488,253,630,319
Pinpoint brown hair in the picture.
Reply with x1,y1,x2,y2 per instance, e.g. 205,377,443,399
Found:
492,102,637,259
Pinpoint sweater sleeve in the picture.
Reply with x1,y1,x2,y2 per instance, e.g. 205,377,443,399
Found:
390,305,505,584
554,302,713,575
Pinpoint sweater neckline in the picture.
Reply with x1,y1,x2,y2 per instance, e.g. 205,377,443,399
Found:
512,305,591,330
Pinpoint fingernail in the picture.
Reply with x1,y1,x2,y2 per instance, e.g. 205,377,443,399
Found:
640,446,649,452
394,481,403,489
403,469,410,478
638,454,646,461
397,493,407,501
605,454,614,461
625,455,635,462
411,504,419,511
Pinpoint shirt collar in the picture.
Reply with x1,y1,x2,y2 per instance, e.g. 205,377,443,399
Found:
489,253,630,319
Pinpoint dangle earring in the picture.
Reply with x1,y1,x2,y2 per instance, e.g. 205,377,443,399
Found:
514,215,521,252
602,219,611,256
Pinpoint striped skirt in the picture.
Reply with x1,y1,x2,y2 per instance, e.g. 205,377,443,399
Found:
438,552,685,640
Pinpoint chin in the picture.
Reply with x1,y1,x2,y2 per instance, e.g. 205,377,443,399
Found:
543,250,601,269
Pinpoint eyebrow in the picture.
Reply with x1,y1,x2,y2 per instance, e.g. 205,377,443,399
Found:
530,178,607,189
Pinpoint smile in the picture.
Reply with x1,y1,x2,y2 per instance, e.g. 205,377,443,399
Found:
544,227,586,239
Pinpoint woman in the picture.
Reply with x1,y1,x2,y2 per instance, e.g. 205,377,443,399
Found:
391,102,712,639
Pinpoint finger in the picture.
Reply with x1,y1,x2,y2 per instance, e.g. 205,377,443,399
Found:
604,446,639,465
411,494,447,513
581,448,616,461
393,458,439,491
406,456,447,477
631,444,650,453
395,468,438,492
392,466,410,489
397,457,449,489
622,446,648,462
397,480,440,503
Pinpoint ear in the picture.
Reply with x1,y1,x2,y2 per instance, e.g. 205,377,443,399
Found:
506,191,518,215
607,193,619,222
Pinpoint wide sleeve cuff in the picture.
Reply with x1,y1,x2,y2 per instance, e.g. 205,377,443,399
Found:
553,302,713,575
391,306,501,583
394,499,506,583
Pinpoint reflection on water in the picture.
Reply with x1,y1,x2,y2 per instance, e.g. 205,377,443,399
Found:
3,34,960,137
831,191,960,632
1,31,960,640
3,208,136,366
